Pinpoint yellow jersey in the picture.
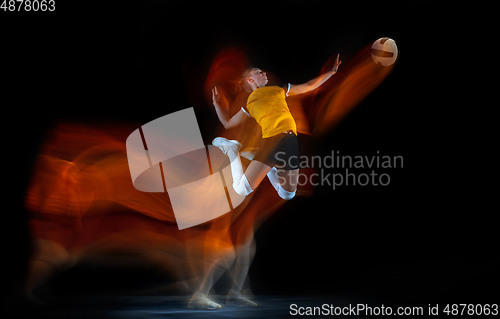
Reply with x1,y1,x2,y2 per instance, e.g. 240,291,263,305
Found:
244,85,297,138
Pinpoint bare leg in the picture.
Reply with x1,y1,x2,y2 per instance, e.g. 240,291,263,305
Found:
226,151,272,194
244,160,273,191
187,220,235,310
195,251,235,296
241,147,300,196
188,251,235,310
213,138,272,195
228,237,255,293
227,238,258,306
188,159,270,309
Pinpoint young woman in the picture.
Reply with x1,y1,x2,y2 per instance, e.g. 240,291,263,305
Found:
212,54,342,199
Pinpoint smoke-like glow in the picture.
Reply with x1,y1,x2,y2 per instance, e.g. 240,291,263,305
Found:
24,42,394,302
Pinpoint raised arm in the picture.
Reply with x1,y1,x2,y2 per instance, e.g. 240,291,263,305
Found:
288,53,342,96
212,87,248,129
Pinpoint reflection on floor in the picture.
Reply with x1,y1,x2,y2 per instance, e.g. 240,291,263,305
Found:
6,295,385,319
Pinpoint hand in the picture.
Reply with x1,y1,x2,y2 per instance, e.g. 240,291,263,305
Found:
332,53,342,73
212,86,220,106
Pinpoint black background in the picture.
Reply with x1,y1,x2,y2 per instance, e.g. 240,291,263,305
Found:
2,0,498,308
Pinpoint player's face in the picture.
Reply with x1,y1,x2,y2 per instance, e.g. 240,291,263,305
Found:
249,68,268,87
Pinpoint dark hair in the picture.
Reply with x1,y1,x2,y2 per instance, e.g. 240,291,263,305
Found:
233,67,255,92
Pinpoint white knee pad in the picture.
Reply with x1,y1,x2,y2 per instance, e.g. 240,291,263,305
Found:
277,184,296,200
233,175,253,196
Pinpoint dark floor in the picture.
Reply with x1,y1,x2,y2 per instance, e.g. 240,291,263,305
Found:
5,295,397,319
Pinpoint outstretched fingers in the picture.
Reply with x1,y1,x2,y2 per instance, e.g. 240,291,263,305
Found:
212,86,220,104
333,53,342,72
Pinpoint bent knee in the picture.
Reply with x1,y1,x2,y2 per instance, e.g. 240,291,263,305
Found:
233,175,253,196
278,184,296,200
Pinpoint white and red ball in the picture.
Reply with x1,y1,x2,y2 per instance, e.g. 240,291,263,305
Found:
371,37,398,66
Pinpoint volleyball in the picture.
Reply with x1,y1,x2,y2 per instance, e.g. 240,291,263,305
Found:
371,37,398,66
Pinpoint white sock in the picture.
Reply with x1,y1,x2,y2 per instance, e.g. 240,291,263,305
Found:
267,167,296,200
226,148,244,180
277,184,296,200
226,148,253,196
233,175,253,196
266,167,280,192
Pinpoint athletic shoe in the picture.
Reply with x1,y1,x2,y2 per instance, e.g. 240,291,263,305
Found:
212,137,242,155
